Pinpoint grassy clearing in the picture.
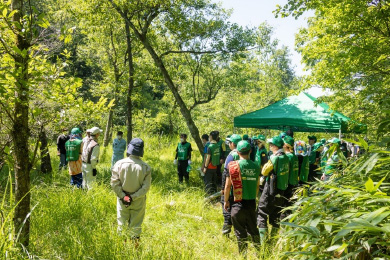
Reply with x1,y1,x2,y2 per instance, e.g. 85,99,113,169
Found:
8,136,281,259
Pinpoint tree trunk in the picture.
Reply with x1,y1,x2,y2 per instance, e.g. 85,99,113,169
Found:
39,129,52,174
11,0,31,247
133,33,204,154
125,21,134,144
103,109,113,147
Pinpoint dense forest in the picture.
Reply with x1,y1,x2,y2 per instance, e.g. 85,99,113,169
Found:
1,0,390,259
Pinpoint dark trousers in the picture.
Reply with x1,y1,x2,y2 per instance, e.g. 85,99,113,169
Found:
59,153,67,170
70,173,82,188
216,164,222,187
231,200,260,252
177,160,189,183
204,168,217,194
257,179,285,229
280,184,296,220
221,194,234,234
308,164,317,182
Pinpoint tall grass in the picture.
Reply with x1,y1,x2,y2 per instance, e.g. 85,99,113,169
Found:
15,135,280,259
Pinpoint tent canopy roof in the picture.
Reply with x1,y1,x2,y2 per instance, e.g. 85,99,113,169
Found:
234,92,365,133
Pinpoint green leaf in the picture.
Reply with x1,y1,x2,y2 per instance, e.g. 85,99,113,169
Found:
327,244,341,252
365,178,375,193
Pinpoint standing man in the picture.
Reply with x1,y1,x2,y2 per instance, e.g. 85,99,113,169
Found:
82,127,102,189
281,136,299,218
65,128,83,188
255,135,268,169
257,136,289,242
224,140,261,254
203,131,220,194
57,128,69,171
216,132,226,187
112,131,127,167
174,134,192,184
83,129,91,145
308,135,318,182
111,138,151,240
221,134,241,236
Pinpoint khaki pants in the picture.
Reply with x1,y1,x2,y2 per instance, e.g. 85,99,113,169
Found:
82,162,96,189
117,196,146,238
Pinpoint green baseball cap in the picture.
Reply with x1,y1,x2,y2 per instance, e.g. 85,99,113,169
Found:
71,128,81,135
257,135,266,142
237,140,251,153
252,135,259,140
320,138,326,144
312,142,324,152
267,136,284,148
228,134,242,145
243,134,249,140
283,136,294,147
329,138,341,145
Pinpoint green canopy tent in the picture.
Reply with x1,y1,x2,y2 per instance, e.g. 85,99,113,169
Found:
234,92,366,134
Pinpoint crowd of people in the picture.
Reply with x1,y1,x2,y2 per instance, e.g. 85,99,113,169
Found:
174,130,360,254
57,127,151,241
56,127,360,253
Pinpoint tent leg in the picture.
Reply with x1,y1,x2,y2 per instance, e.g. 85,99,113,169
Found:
339,128,342,139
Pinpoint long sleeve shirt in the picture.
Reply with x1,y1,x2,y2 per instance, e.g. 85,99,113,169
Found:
111,155,152,200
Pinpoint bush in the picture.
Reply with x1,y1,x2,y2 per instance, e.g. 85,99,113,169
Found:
278,142,390,259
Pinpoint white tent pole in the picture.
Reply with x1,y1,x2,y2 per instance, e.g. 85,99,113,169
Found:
339,127,342,139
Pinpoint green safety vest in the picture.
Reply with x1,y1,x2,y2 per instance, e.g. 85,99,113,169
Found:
225,142,232,155
299,156,310,182
320,151,328,174
255,147,268,167
208,143,221,166
286,152,299,186
177,142,191,160
65,139,82,161
271,153,289,191
238,160,260,200
325,153,340,175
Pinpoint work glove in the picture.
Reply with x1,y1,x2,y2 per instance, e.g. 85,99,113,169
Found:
121,195,132,207
188,160,191,165
174,159,177,165
92,169,97,176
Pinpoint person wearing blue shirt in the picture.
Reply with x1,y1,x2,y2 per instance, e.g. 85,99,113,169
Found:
112,131,127,167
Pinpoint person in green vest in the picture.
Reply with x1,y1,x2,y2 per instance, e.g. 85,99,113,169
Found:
203,131,220,194
225,135,232,155
257,136,289,242
216,131,226,187
281,135,299,219
308,135,319,182
255,135,268,169
312,141,325,180
321,138,342,181
174,134,192,184
221,134,242,236
65,128,84,188
295,140,310,183
224,140,261,254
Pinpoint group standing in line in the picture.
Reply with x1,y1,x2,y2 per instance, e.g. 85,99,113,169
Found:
56,126,358,252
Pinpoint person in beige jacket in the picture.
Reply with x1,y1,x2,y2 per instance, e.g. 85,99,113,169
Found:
111,138,151,239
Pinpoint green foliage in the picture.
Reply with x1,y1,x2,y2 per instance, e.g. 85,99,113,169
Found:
278,145,390,259
0,136,281,259
275,0,390,135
